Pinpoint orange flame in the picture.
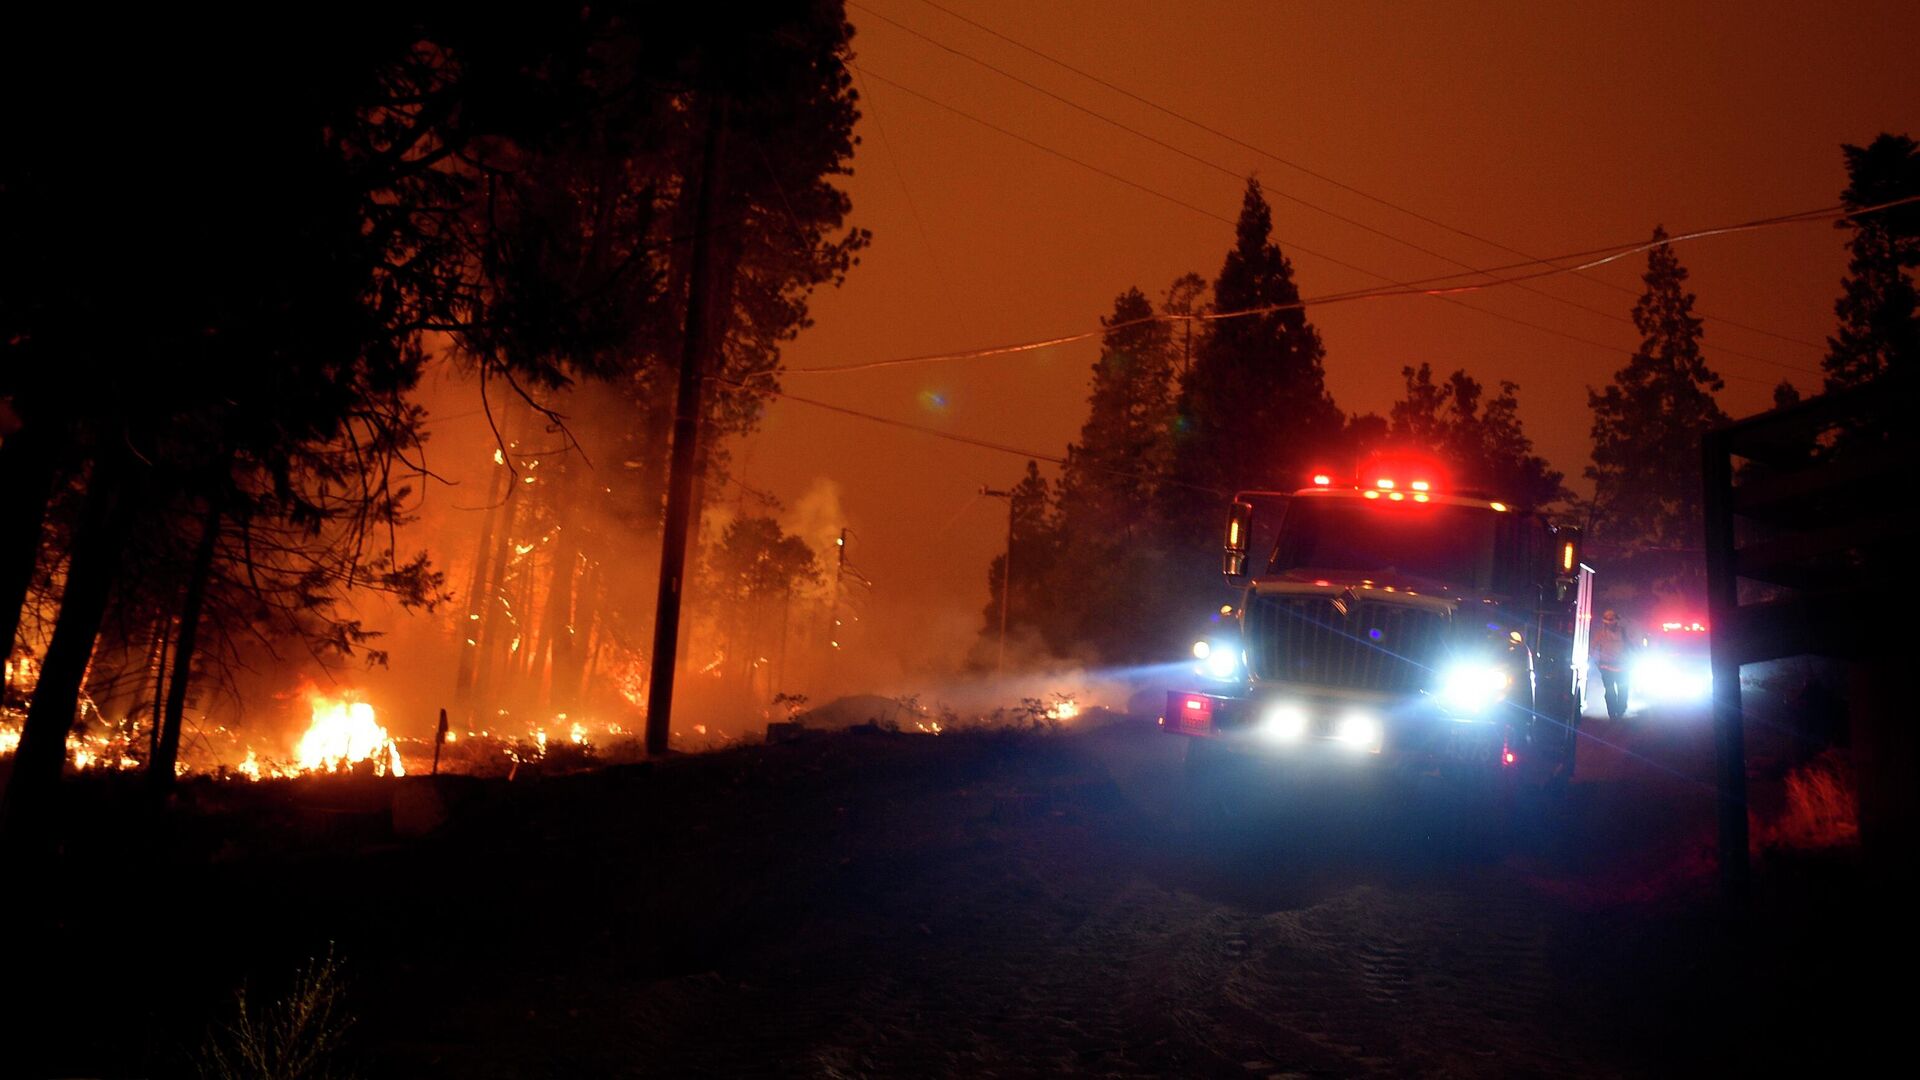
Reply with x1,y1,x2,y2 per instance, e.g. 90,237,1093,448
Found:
294,689,405,776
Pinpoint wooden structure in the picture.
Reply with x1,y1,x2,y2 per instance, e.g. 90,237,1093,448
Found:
1701,377,1915,896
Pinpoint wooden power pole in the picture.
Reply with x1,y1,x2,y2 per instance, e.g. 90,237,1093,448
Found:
981,485,1016,681
644,95,727,757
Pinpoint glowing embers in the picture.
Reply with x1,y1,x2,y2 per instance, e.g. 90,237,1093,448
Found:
294,690,405,776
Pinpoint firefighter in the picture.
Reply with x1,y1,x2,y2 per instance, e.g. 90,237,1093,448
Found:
1593,609,1631,721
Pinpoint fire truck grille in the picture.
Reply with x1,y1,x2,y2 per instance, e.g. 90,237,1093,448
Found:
1244,595,1449,693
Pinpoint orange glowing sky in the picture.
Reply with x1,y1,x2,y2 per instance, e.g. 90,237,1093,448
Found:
707,0,1917,676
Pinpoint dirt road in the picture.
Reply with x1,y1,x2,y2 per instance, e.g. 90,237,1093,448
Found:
3,701,1893,1077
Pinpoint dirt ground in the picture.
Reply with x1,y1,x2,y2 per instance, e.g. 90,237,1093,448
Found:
2,698,1906,1078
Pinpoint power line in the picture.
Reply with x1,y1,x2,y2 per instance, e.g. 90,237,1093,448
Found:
851,67,961,302
851,62,1828,380
773,195,1914,383
716,376,1224,495
854,4,1820,377
903,0,1831,353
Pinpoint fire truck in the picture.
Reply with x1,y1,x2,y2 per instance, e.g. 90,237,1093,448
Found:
1164,454,1593,799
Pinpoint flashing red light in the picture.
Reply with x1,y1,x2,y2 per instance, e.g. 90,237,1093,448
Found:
1410,480,1431,492
1375,478,1395,490
1312,473,1332,486
1504,749,1516,766
1387,491,1405,501
1363,490,1381,500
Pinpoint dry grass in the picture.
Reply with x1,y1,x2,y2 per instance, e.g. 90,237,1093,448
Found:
1759,749,1859,850
198,945,356,1080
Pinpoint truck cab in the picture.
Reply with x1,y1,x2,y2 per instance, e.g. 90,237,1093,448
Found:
1165,457,1592,791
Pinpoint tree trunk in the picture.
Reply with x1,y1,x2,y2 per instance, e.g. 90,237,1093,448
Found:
531,463,578,707
2,448,133,842
0,422,61,665
469,492,519,721
555,554,598,714
148,615,172,762
148,499,220,794
453,456,509,706
511,541,542,690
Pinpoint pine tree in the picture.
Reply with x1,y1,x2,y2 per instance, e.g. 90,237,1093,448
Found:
1823,133,1919,391
1167,179,1342,530
1391,364,1567,512
1056,288,1177,542
978,462,1062,662
1586,227,1728,561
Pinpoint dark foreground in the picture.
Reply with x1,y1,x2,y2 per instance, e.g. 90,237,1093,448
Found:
2,706,1904,1078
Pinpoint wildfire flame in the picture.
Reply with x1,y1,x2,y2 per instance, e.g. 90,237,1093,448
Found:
294,690,405,776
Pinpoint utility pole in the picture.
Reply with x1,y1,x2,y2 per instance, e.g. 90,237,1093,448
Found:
644,94,727,757
981,485,1016,681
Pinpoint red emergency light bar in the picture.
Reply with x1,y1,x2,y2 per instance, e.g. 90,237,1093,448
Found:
1660,620,1708,633
1313,453,1449,497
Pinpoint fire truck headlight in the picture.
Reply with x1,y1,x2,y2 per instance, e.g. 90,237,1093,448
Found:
1440,663,1513,713
1336,711,1381,750
1192,640,1211,660
1262,702,1309,740
1203,642,1241,681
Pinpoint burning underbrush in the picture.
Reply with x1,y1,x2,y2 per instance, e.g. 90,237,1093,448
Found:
0,678,663,785
3,647,1122,789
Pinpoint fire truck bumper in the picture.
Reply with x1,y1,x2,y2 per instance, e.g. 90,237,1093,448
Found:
1162,688,1513,770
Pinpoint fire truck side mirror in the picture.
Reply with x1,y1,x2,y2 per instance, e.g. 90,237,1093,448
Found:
1223,500,1254,577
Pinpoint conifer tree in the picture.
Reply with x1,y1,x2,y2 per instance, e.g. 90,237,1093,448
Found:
1391,364,1566,512
1057,288,1178,542
1823,133,1919,391
1586,227,1728,561
1167,179,1342,531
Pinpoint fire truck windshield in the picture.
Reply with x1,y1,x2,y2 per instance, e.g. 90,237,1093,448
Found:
1266,499,1515,593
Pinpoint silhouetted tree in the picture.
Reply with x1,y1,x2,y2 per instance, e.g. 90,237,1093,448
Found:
978,462,1061,663
1167,179,1341,529
706,516,821,689
1823,133,1919,392
1586,227,1727,597
1391,364,1567,512
1057,288,1179,540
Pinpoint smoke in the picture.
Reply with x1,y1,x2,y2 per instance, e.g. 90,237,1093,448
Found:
783,477,846,582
